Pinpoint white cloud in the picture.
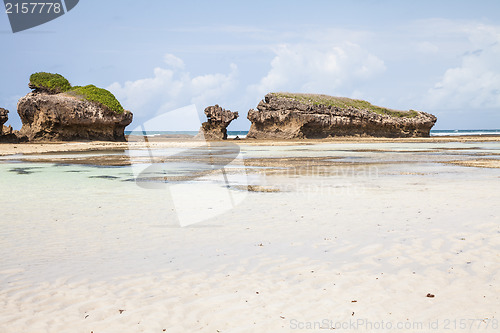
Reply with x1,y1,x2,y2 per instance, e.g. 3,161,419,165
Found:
163,53,185,69
247,43,386,98
107,57,238,128
129,104,201,132
415,41,439,54
426,24,500,109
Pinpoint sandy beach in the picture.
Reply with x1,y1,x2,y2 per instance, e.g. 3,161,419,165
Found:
0,137,499,332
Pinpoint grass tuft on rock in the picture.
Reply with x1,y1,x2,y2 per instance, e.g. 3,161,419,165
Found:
272,93,419,118
29,72,125,114
68,85,124,114
29,72,71,94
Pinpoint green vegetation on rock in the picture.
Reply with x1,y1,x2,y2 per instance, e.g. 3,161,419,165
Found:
272,93,419,118
68,85,124,114
29,72,125,114
29,72,71,94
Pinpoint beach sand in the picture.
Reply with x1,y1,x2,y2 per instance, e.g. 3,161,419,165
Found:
0,137,499,332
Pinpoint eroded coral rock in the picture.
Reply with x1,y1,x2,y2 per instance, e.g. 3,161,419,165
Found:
17,92,133,142
197,105,238,140
247,93,437,139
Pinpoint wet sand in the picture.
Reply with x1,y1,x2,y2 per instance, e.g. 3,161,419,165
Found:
1,135,500,157
1,136,500,169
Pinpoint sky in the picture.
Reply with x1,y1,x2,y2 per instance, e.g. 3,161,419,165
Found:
1,0,500,130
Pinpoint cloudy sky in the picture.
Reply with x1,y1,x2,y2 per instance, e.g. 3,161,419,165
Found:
1,0,499,130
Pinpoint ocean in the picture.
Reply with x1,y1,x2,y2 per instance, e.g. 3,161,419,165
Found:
430,129,500,136
125,129,500,138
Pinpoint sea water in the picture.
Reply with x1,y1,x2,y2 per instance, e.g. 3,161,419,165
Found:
125,129,500,138
125,130,248,139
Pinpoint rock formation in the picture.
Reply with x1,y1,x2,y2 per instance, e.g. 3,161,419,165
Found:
196,105,238,140
0,107,8,131
17,93,133,142
247,93,437,139
12,72,133,142
0,108,18,143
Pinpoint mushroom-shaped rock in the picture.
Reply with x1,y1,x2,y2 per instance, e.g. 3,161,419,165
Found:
17,73,133,142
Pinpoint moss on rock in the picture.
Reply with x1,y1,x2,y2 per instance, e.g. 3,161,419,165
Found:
272,93,419,118
28,72,124,114
67,85,124,114
29,72,72,94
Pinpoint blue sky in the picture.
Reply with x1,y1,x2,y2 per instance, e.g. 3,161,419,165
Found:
1,0,500,130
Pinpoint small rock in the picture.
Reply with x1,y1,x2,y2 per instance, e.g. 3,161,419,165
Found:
195,105,238,140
